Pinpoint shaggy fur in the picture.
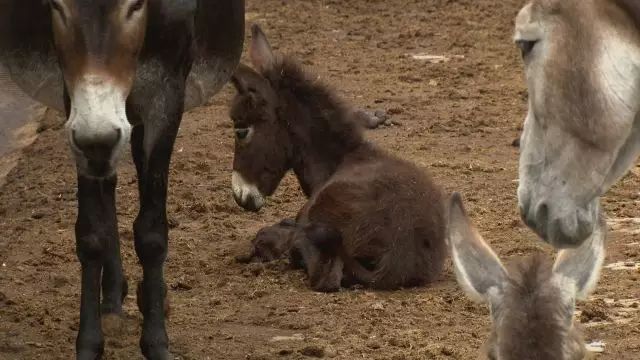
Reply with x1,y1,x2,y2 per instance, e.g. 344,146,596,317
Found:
231,25,447,291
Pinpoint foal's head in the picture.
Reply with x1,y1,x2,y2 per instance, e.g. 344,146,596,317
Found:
448,193,605,360
49,0,149,177
229,25,361,211
515,0,640,248
228,25,288,211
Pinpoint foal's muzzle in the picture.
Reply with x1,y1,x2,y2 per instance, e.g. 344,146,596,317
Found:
231,171,265,212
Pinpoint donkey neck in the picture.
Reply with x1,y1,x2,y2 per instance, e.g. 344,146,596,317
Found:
286,110,365,196
267,59,365,197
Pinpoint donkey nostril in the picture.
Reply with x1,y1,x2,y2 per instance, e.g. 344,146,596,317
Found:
535,202,549,225
72,128,122,160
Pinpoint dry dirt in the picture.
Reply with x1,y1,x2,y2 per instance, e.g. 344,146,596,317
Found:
1,0,640,359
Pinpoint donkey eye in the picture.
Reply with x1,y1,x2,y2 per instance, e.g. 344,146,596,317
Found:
516,40,537,59
128,0,145,18
235,127,253,143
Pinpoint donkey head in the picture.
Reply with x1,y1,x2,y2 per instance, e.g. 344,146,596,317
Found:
49,0,149,177
448,193,605,360
229,25,292,211
515,0,640,248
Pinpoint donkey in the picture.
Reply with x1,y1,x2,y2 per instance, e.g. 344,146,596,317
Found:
514,0,640,249
0,1,244,359
448,192,605,360
229,25,447,292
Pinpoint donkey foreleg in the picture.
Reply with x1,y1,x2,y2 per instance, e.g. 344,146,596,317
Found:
131,87,184,360
75,175,122,360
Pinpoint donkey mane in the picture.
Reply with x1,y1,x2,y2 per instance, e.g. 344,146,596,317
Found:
263,56,365,158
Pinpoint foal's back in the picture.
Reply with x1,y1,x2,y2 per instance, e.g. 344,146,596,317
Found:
302,143,447,289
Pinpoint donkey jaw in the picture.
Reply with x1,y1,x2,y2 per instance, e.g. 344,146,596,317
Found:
231,171,265,212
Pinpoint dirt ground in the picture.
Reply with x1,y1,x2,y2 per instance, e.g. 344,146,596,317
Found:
1,0,639,359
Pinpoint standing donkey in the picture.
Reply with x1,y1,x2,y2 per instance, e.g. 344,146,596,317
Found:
448,192,605,359
515,0,640,249
229,25,447,292
0,1,244,359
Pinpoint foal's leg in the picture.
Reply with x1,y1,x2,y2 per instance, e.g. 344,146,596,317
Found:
293,223,344,292
75,176,120,359
130,87,184,359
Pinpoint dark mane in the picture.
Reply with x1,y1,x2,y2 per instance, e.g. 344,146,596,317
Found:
265,56,365,156
500,254,567,358
245,54,368,195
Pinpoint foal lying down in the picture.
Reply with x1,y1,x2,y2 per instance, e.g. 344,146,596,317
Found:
448,193,605,360
230,25,447,292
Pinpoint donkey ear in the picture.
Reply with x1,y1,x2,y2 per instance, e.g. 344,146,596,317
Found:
249,24,276,72
553,215,606,300
230,63,260,95
448,192,508,305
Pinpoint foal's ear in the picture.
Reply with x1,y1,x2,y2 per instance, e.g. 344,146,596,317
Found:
553,215,606,300
249,24,276,73
448,192,508,305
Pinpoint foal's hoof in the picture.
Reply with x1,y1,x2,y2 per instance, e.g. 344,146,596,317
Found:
102,313,125,337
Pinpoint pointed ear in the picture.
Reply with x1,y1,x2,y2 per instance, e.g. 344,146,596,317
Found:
249,24,276,72
230,63,260,95
448,192,508,305
553,215,606,300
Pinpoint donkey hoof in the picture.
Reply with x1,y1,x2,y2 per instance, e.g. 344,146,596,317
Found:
101,313,125,337
76,349,102,360
142,347,169,360
141,337,170,360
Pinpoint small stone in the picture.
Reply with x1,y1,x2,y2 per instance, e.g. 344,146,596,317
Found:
511,137,520,147
441,346,454,355
30,211,45,219
371,302,384,311
299,345,325,358
171,281,193,291
52,274,69,288
367,341,381,349
324,346,337,358
167,216,179,229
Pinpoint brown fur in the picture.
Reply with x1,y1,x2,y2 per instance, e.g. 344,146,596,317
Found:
50,0,148,94
231,25,447,291
484,254,586,360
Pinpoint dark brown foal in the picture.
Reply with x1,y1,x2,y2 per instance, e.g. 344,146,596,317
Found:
229,25,447,292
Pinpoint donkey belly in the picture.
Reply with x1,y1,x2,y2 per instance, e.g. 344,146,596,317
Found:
1,54,64,112
183,57,238,111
